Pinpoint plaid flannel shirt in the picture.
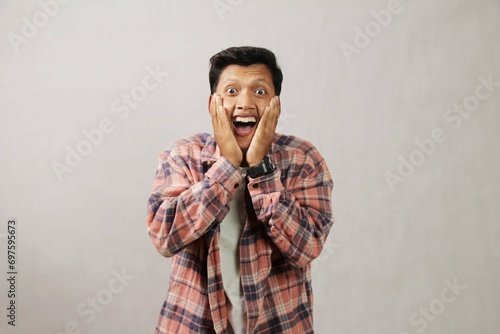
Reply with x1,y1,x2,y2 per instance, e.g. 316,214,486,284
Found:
146,132,333,334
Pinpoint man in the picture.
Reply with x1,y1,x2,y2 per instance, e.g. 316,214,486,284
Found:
146,46,333,334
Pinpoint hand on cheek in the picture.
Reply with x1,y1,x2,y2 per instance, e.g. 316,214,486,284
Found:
246,96,280,167
209,94,243,167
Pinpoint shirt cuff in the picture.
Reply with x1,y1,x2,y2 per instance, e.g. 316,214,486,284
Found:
247,168,284,223
205,156,243,194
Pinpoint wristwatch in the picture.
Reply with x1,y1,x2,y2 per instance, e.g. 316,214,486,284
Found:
247,156,277,178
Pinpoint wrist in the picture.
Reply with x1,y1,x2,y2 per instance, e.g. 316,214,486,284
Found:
247,160,261,167
228,157,242,167
224,151,242,167
246,154,265,167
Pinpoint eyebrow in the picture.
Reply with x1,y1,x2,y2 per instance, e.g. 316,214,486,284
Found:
222,78,270,85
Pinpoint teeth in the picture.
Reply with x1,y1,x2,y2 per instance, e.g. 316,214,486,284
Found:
235,116,256,123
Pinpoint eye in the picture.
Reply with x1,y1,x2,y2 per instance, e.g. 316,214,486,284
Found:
226,87,237,94
255,89,266,95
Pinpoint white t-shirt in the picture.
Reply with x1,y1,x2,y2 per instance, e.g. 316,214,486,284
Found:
219,167,248,334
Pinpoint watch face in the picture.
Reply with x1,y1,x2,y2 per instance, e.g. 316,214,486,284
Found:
248,157,276,178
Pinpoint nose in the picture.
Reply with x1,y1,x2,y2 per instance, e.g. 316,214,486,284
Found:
236,90,255,111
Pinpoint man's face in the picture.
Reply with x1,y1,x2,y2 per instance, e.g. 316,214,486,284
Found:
213,64,275,151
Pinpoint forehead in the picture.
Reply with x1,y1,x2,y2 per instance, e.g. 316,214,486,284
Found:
219,64,272,84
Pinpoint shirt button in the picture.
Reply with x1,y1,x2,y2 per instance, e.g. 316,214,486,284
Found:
252,184,258,189
234,183,239,189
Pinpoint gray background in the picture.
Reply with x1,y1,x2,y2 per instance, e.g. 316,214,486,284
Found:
1,0,499,333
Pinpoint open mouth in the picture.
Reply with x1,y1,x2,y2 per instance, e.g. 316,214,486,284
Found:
232,116,257,136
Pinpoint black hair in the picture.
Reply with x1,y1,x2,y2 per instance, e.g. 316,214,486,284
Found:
209,46,283,95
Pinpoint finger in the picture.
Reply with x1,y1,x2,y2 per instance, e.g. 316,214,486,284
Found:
261,97,279,129
216,95,232,132
271,96,280,119
210,94,219,129
252,107,268,139
212,95,227,138
274,96,281,119
257,99,276,134
215,95,224,123
276,96,281,117
209,93,217,118
261,106,271,123
267,97,280,129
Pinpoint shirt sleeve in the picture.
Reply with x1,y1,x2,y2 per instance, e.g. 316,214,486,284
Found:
146,146,243,258
247,147,334,268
